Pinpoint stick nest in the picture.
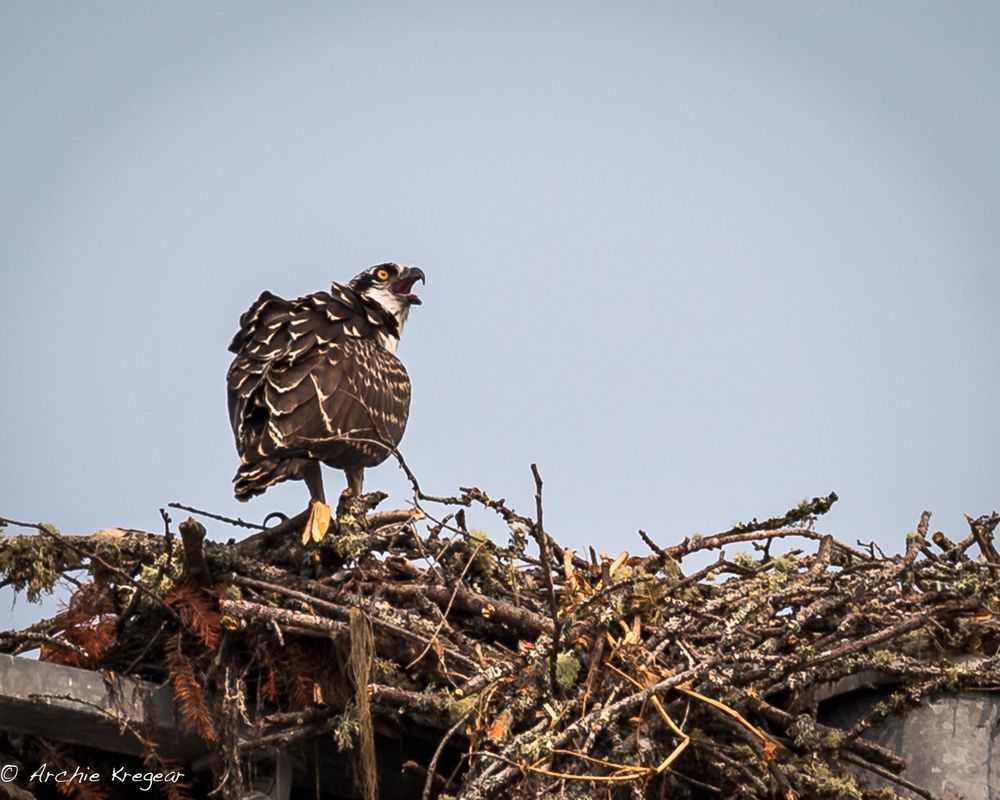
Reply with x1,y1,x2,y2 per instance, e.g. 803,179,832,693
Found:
2,479,999,800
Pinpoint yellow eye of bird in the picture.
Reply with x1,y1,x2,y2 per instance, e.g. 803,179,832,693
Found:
376,268,390,281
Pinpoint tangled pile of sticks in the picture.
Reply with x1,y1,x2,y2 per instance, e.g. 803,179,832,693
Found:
2,466,999,800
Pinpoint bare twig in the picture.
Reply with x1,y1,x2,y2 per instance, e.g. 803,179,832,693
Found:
530,464,562,698
167,502,264,530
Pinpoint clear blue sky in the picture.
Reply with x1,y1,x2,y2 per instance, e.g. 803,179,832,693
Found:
2,2,998,630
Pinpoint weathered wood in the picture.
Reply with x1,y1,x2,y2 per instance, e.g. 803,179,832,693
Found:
0,653,201,759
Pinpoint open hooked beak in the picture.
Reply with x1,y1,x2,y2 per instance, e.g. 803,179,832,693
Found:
391,266,425,305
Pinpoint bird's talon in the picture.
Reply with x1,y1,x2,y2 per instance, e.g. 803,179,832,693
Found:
262,511,290,528
302,500,333,545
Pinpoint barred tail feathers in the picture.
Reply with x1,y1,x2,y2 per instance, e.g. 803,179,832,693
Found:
233,458,305,501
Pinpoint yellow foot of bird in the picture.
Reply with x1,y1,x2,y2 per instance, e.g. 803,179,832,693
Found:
301,499,332,545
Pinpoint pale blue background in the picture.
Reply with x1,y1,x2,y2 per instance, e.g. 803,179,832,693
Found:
2,2,998,630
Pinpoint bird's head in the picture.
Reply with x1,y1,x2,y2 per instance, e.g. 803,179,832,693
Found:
349,263,426,339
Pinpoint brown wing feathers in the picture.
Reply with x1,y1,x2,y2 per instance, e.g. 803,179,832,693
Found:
227,285,411,500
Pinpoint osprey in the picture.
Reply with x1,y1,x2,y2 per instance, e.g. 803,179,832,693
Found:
227,263,425,540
